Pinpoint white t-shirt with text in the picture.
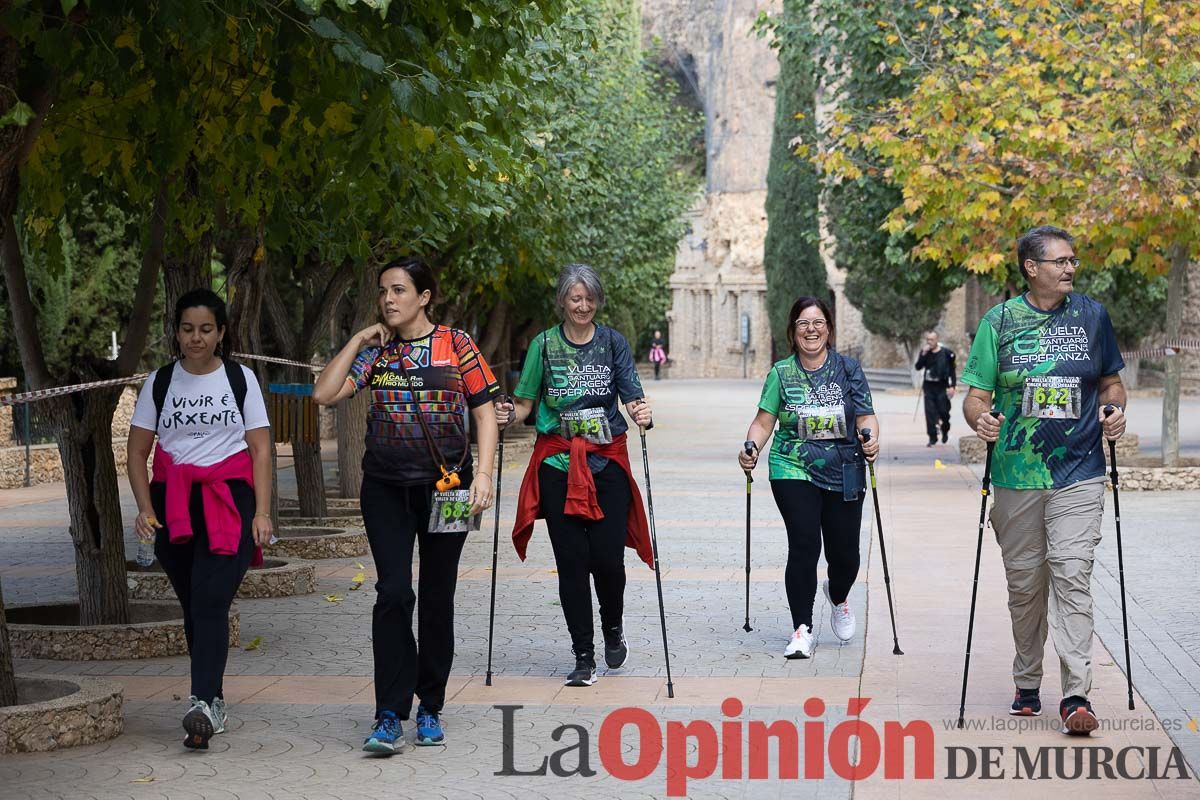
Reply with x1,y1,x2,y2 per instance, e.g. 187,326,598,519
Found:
130,362,269,467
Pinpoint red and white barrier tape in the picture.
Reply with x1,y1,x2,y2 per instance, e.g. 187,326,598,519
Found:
0,353,323,407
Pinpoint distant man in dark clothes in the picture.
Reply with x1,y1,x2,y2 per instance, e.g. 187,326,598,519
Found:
915,330,956,446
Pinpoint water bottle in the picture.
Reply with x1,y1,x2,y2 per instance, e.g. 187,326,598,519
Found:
136,538,155,567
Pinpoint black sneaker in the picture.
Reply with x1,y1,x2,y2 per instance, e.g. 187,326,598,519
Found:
564,655,597,687
1060,696,1099,736
603,625,628,669
941,424,950,443
1010,687,1041,716
927,440,936,447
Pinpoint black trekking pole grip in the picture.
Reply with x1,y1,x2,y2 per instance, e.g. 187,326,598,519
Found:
743,440,756,482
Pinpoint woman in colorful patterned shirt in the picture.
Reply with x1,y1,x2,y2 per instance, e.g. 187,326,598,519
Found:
314,257,500,754
495,263,653,688
738,296,879,659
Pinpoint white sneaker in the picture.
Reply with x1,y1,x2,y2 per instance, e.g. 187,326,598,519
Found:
211,697,228,734
823,580,856,642
784,624,814,659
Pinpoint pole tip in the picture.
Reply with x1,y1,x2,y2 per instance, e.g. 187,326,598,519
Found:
666,684,675,699
743,623,753,632
485,675,493,686
956,717,964,729
893,646,904,655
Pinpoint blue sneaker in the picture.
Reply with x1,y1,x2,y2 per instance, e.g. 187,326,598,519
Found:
363,710,403,754
415,705,444,746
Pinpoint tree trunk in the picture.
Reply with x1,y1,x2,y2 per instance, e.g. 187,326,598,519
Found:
49,390,132,625
1161,243,1189,466
337,265,378,498
162,233,213,339
0,577,16,708
292,437,328,518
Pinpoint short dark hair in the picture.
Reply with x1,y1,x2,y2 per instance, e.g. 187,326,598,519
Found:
1016,225,1074,281
785,296,836,352
378,256,438,306
173,288,229,357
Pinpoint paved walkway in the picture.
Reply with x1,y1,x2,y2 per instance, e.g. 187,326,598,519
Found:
1,380,1198,798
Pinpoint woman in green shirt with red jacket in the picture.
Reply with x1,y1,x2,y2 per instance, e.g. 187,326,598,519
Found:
496,264,653,688
739,296,879,659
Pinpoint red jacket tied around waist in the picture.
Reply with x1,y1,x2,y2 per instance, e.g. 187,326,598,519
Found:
152,444,262,566
512,432,654,569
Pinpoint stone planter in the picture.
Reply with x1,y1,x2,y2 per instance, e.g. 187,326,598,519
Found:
277,511,364,528
6,600,240,660
0,676,124,754
265,527,367,560
126,558,316,600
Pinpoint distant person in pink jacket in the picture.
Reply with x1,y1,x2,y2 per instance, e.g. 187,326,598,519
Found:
127,289,273,751
649,330,668,381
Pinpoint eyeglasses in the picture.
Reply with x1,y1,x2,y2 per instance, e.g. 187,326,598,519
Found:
794,319,828,331
1029,256,1080,269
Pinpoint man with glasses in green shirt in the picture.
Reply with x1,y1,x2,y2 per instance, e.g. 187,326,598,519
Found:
961,225,1127,736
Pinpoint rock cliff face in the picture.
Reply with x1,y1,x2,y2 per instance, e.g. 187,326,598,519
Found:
644,0,779,377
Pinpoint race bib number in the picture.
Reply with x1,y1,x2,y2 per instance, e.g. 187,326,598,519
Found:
559,407,613,444
428,490,481,534
1021,376,1081,419
797,405,847,441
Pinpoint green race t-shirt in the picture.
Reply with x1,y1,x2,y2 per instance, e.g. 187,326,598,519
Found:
961,292,1124,490
514,324,644,473
758,352,873,490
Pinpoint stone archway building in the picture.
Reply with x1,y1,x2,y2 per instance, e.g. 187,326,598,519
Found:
642,0,975,377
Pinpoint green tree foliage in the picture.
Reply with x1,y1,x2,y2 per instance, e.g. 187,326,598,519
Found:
0,196,155,379
762,1,829,357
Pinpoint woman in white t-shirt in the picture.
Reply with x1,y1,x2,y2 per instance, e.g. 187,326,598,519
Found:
127,289,273,750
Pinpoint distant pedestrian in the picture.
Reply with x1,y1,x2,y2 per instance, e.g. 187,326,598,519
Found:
649,330,668,381
127,288,274,750
915,330,957,446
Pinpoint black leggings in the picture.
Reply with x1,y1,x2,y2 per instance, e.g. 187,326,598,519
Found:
360,473,469,720
539,461,632,661
152,480,255,704
770,479,863,630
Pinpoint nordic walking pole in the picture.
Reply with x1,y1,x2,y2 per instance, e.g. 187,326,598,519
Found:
1105,404,1135,710
860,429,902,655
485,394,509,687
639,419,675,698
957,409,1000,729
742,441,756,633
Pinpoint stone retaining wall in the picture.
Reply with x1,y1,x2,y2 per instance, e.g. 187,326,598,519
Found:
0,677,124,754
126,559,316,600
7,601,240,660
265,529,368,560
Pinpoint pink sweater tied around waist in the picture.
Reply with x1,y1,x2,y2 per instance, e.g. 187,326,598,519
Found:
151,445,261,565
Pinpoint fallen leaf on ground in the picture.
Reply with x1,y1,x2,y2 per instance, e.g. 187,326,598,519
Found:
324,594,343,603
131,777,155,783
349,571,366,590
244,635,263,651
934,459,946,469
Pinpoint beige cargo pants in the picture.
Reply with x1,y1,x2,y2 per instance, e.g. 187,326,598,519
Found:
990,476,1106,699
